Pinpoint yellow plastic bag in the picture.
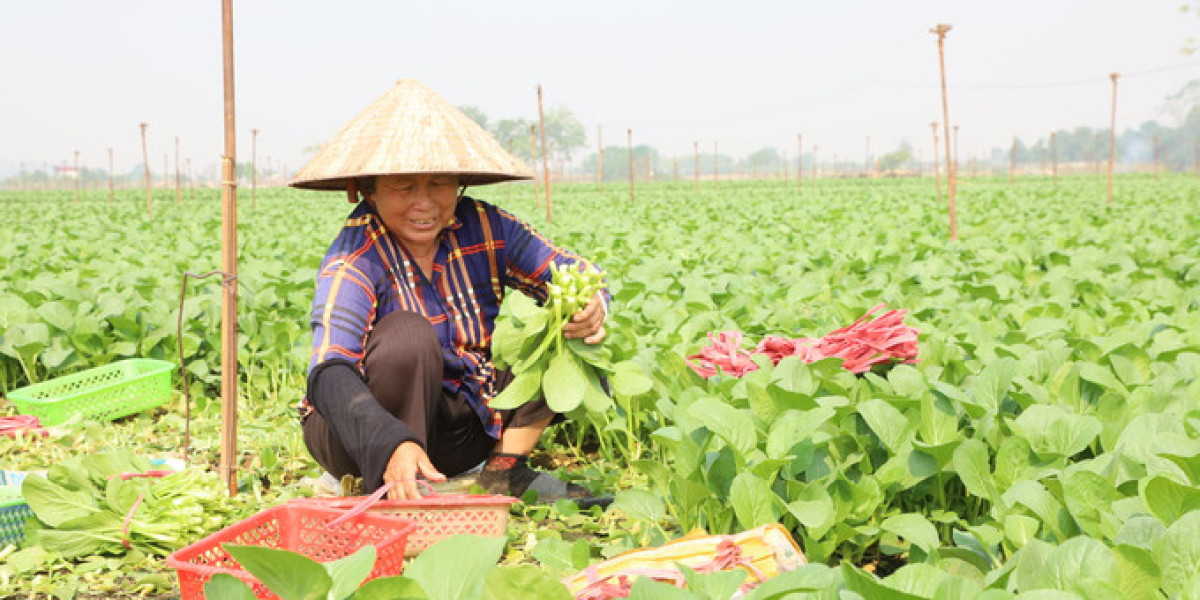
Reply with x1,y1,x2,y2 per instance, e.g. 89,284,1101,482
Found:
563,523,806,599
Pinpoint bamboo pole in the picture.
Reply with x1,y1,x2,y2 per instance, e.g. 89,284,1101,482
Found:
219,0,240,497
931,122,943,205
140,123,153,219
1051,132,1058,186
673,157,679,182
931,23,957,240
796,133,803,191
693,141,700,191
251,128,259,208
627,129,635,203
163,154,169,190
73,150,80,203
1107,72,1119,204
812,145,819,179
108,148,115,201
536,85,551,222
175,137,182,204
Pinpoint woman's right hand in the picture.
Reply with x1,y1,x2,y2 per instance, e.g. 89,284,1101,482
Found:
383,441,446,500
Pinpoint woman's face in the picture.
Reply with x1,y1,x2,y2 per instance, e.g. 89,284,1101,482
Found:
367,173,459,253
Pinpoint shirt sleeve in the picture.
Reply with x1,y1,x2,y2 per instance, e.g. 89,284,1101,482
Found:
309,256,376,371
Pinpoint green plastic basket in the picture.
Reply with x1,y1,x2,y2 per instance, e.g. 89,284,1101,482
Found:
5,359,175,426
1,484,33,546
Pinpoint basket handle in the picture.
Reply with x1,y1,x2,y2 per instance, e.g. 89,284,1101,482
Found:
325,478,439,528
326,481,392,528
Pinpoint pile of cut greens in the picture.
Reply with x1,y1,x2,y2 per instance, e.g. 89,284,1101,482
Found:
20,449,256,559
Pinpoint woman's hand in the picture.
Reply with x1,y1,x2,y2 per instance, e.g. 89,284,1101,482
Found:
562,292,607,344
383,441,446,500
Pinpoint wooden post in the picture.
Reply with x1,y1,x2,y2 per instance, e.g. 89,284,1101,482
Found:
931,122,943,205
219,0,240,496
108,148,115,201
812,145,819,179
73,150,80,203
251,128,259,208
140,122,153,219
1051,132,1058,186
596,125,604,186
536,85,552,222
175,136,183,204
931,23,957,240
627,128,635,203
796,133,803,190
163,154,169,190
673,157,679,182
1107,72,1119,204
693,141,700,191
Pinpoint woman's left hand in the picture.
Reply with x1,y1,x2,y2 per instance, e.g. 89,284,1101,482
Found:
562,292,606,344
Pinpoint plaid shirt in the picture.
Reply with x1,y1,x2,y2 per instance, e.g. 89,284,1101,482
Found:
305,196,599,438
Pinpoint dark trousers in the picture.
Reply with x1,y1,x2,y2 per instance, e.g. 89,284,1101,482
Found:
302,310,556,479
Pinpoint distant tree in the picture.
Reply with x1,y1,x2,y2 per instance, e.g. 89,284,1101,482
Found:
540,106,586,163
746,147,782,174
459,105,489,130
878,143,914,172
490,118,536,160
580,145,660,182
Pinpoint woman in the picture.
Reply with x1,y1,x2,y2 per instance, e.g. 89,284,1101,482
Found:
289,79,609,505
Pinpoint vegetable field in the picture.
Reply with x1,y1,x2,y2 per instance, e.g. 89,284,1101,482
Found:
2,174,1200,599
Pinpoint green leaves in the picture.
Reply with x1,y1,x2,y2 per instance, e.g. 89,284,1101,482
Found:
543,350,585,412
221,543,360,600
404,535,507,600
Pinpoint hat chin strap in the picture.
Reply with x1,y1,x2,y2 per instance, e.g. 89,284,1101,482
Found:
346,179,360,203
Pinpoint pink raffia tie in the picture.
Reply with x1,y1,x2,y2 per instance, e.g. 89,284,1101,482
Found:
121,493,146,550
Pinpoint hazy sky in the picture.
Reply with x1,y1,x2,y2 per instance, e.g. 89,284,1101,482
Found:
2,1,1198,178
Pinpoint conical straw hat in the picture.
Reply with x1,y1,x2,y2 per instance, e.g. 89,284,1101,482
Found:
290,78,533,191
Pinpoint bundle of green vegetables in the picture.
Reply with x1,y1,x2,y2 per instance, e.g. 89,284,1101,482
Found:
20,450,255,559
490,262,613,413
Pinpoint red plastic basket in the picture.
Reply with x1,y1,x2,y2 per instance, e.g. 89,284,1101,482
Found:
290,493,517,557
166,504,416,600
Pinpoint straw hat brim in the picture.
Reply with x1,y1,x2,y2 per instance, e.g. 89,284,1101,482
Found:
289,78,533,191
